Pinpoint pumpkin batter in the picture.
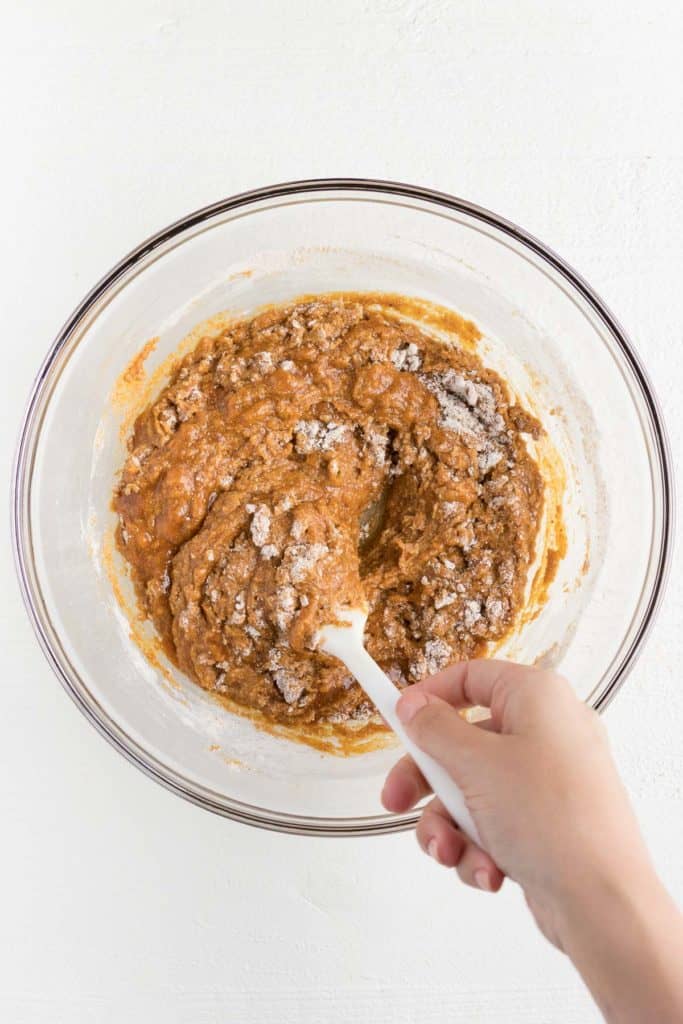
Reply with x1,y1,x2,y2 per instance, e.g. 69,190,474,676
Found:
114,295,544,735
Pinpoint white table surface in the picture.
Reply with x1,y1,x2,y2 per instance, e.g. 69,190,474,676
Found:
2,3,681,1022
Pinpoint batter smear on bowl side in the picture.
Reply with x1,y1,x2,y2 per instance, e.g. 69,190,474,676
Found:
113,294,545,742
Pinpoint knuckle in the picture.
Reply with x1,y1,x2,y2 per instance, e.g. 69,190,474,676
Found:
547,671,574,698
409,702,448,744
520,672,568,710
415,808,433,842
520,676,549,701
456,863,476,888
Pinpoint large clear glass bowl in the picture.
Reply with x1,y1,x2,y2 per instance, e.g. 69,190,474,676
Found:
12,179,673,836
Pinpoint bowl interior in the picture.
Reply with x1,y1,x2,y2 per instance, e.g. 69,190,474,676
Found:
21,186,667,832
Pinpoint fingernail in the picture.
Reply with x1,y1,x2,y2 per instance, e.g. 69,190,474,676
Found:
474,869,492,891
427,838,439,862
396,689,429,725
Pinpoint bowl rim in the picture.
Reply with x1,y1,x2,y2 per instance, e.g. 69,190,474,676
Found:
11,176,675,837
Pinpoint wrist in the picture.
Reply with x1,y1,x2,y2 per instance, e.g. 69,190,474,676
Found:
557,856,653,946
555,856,683,1023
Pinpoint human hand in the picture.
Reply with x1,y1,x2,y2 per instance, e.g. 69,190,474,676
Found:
381,661,683,1022
383,660,642,943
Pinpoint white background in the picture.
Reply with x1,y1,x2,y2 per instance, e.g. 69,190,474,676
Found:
1,3,682,1022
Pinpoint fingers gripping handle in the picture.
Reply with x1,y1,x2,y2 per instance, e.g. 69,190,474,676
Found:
333,637,482,847
395,730,482,847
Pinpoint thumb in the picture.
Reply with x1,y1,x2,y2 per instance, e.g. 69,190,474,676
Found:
396,686,492,777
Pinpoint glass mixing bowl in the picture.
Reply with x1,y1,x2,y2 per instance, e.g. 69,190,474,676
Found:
12,179,673,836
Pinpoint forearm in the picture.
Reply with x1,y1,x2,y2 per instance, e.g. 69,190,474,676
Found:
559,864,683,1024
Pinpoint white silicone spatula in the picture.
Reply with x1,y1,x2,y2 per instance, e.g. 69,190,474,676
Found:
316,607,481,845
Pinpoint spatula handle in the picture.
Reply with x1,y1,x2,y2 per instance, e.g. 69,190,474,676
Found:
345,644,482,846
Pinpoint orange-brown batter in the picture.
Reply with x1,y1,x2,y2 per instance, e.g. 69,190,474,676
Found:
114,295,544,735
